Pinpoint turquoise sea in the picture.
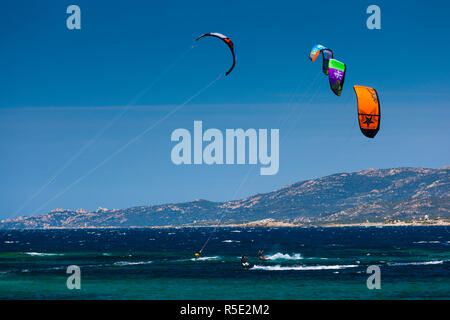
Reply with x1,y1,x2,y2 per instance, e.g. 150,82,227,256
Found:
0,226,449,299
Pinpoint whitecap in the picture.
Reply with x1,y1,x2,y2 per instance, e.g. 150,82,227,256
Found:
265,253,303,260
113,261,153,266
24,252,62,257
251,264,358,271
387,260,444,266
413,241,440,244
190,256,219,261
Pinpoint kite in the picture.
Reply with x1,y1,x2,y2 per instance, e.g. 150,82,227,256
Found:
353,85,381,138
328,59,346,96
309,44,334,75
196,32,236,76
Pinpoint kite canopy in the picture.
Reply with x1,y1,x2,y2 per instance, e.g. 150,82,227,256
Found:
196,32,236,76
328,59,346,96
354,85,381,138
309,44,333,75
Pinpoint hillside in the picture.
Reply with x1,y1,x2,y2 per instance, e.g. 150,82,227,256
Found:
1,166,449,229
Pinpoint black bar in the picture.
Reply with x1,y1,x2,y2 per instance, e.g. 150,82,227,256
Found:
1,300,448,319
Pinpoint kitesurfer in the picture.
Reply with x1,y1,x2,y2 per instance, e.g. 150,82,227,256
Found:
241,254,249,268
258,250,270,261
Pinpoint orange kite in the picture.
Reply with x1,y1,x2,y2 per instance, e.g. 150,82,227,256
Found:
353,85,381,138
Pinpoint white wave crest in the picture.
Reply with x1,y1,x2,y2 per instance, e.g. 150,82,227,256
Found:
413,241,441,244
387,260,444,266
265,253,303,260
190,256,219,261
24,252,62,256
113,260,153,266
251,264,358,271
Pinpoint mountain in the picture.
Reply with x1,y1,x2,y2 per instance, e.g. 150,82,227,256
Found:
1,166,449,229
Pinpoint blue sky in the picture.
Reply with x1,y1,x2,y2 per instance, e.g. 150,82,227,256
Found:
0,0,449,219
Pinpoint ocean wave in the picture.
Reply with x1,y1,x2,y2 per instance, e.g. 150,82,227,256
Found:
113,261,153,266
251,264,358,271
413,241,441,244
387,260,444,266
222,240,240,243
23,252,63,257
190,256,219,261
265,253,303,260
46,266,66,270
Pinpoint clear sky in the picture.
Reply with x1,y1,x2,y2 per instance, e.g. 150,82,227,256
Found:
0,0,449,219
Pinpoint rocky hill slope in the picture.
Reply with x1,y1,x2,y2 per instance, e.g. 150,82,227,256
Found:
1,166,449,229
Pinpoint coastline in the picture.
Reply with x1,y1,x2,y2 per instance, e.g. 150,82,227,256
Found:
199,218,450,228
1,218,449,230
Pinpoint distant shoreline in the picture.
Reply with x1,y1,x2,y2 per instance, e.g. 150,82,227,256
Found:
2,166,448,230
1,219,449,230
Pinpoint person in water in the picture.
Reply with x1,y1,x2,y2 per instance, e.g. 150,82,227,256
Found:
241,254,250,268
258,250,269,261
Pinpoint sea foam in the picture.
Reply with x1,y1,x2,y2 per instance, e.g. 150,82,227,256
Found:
387,260,444,266
113,261,153,266
265,253,303,260
251,264,358,271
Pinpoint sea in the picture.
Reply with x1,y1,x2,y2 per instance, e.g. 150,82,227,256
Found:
0,226,449,299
